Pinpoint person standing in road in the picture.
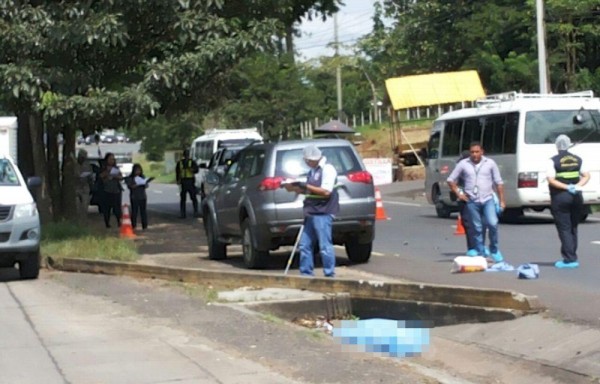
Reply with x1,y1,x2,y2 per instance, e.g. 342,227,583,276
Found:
176,149,199,218
126,164,153,230
454,150,477,254
546,135,590,269
447,142,506,262
100,152,123,228
283,146,339,277
74,149,93,221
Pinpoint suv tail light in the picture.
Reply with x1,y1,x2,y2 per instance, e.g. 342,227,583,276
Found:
347,171,373,184
259,177,284,191
518,172,538,188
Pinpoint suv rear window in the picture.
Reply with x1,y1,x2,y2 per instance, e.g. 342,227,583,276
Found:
275,146,361,178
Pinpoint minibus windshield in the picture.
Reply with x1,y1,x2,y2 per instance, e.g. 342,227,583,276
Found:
525,109,600,144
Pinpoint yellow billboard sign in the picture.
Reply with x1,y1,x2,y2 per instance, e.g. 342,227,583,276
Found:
385,70,485,110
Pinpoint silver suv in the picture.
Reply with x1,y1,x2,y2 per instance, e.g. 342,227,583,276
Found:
202,139,376,269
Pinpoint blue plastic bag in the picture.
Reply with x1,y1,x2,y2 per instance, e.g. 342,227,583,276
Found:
517,263,540,279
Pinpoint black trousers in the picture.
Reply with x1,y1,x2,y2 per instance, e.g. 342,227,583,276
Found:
130,198,148,229
550,191,583,263
103,192,122,228
180,178,198,217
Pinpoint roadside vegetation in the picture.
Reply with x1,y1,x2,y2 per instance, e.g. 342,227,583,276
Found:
133,153,176,184
3,1,600,226
41,221,138,265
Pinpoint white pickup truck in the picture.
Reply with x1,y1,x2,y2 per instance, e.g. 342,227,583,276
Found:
1,118,42,279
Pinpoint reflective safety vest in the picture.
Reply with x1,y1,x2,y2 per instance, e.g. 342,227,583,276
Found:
550,151,582,195
303,166,340,216
179,159,195,179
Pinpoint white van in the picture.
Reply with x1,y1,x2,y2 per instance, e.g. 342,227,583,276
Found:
425,91,600,220
0,155,42,279
189,128,263,197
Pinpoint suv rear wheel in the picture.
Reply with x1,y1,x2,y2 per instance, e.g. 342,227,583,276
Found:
345,238,372,263
19,250,40,279
242,219,268,269
206,214,227,260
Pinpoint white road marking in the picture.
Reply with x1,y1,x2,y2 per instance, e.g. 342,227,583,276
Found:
591,241,600,245
151,190,163,194
382,200,422,207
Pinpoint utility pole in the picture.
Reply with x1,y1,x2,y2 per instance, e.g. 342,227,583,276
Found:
536,0,549,94
334,13,343,120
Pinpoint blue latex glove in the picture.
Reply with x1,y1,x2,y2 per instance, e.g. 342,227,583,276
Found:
567,184,577,195
492,192,502,214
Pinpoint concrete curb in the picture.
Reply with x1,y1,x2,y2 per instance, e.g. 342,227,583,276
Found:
49,257,544,312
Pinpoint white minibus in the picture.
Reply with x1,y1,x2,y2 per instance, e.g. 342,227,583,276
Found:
189,128,263,197
425,91,600,221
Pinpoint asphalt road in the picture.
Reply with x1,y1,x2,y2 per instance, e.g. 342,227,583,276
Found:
368,182,600,326
145,180,600,326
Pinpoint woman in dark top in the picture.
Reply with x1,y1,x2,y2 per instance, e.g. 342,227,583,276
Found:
126,164,151,230
100,153,123,228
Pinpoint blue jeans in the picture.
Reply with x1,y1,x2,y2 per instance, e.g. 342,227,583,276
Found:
466,199,499,255
299,215,335,277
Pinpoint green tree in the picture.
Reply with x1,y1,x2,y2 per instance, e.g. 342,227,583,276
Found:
134,112,204,161
545,0,600,92
0,0,281,221
220,53,320,140
370,0,600,95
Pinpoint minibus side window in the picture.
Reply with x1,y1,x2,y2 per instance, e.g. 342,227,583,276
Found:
427,131,440,159
481,113,518,154
483,115,505,154
503,113,518,153
461,118,483,151
442,120,462,157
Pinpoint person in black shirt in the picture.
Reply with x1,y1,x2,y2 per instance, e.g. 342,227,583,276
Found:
126,164,153,230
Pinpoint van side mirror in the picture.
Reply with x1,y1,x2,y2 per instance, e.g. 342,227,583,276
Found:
215,165,226,177
27,176,42,189
206,172,220,184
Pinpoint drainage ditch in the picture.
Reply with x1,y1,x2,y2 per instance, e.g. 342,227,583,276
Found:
233,291,524,329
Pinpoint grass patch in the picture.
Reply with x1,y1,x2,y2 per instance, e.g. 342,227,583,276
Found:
162,281,220,302
41,221,138,264
261,312,285,325
133,153,176,184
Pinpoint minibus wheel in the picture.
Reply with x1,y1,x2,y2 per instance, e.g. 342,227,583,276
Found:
432,185,451,218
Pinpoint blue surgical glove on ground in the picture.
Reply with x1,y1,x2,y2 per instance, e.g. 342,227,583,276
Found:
567,184,577,195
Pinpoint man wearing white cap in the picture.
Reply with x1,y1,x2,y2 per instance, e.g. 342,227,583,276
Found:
546,134,590,268
284,145,339,277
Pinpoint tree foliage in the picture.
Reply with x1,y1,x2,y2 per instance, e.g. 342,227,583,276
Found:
0,0,282,221
367,0,600,95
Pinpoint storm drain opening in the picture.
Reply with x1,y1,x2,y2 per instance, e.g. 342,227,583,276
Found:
243,291,524,330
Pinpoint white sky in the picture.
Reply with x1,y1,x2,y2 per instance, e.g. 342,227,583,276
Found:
295,0,381,61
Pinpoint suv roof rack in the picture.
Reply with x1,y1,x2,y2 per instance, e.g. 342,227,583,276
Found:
476,90,595,107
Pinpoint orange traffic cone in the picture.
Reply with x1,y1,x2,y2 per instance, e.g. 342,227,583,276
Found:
454,214,466,236
375,187,390,220
120,204,136,238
